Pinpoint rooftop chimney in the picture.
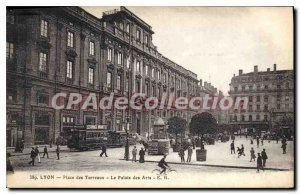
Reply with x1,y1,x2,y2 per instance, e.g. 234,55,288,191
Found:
233,74,235,77
204,81,207,87
267,68,270,72
254,65,258,73
274,64,277,72
239,69,243,75
199,79,202,86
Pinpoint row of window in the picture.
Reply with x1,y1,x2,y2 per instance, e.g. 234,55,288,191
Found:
40,19,96,56
233,82,290,92
115,21,149,45
233,75,288,84
231,114,268,122
247,95,290,103
37,52,95,84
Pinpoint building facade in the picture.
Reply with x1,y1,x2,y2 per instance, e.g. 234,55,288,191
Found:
228,64,294,136
6,7,202,146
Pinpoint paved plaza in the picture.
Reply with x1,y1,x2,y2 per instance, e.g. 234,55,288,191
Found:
8,137,293,173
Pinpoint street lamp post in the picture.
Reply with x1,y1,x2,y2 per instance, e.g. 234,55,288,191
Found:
124,117,129,161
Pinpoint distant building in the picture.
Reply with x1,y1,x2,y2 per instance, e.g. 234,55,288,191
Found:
228,64,294,136
197,80,228,124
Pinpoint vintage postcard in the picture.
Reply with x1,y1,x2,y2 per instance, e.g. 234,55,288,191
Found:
6,6,294,188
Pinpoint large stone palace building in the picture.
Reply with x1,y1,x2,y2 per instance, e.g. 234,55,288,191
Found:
228,64,294,136
6,6,206,146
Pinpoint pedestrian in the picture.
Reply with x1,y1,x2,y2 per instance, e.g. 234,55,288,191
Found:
35,146,41,163
192,139,195,149
241,144,246,156
257,153,264,172
230,140,235,154
276,136,279,144
250,139,253,144
282,140,287,154
139,147,145,163
250,147,256,162
56,144,60,160
179,147,185,163
261,149,268,167
100,144,108,157
6,153,14,172
237,147,242,158
20,140,24,153
187,146,193,162
132,146,137,162
256,136,260,148
50,138,53,148
261,138,264,146
28,147,36,166
42,146,49,158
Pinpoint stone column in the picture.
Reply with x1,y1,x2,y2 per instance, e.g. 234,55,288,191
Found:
23,82,33,146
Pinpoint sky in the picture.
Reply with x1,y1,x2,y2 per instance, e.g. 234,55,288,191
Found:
82,6,293,95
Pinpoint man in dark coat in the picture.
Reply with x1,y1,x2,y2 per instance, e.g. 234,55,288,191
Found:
28,147,36,166
256,136,260,148
282,139,287,154
179,147,185,163
56,145,60,160
20,140,24,153
158,155,169,174
42,146,49,158
230,141,235,154
257,153,264,172
100,144,108,157
139,148,145,163
261,149,268,167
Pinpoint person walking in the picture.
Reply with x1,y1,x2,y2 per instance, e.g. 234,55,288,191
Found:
257,153,264,172
250,147,256,162
42,146,49,158
230,141,235,154
276,136,279,144
35,146,41,163
282,138,287,154
28,147,36,166
20,140,24,153
241,144,245,156
237,147,242,158
179,147,185,163
132,146,137,162
139,147,145,163
250,139,254,145
56,145,60,160
261,149,268,167
100,144,108,157
261,138,264,146
187,146,193,162
256,136,260,148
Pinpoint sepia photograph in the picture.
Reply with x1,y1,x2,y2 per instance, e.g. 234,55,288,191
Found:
5,5,294,188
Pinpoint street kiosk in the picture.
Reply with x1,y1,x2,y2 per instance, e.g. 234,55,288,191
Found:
148,117,170,155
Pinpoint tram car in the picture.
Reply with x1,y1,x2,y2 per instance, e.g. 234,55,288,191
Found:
67,125,136,151
67,125,108,151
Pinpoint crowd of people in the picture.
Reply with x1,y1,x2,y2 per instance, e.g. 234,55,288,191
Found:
229,135,288,173
28,145,61,166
